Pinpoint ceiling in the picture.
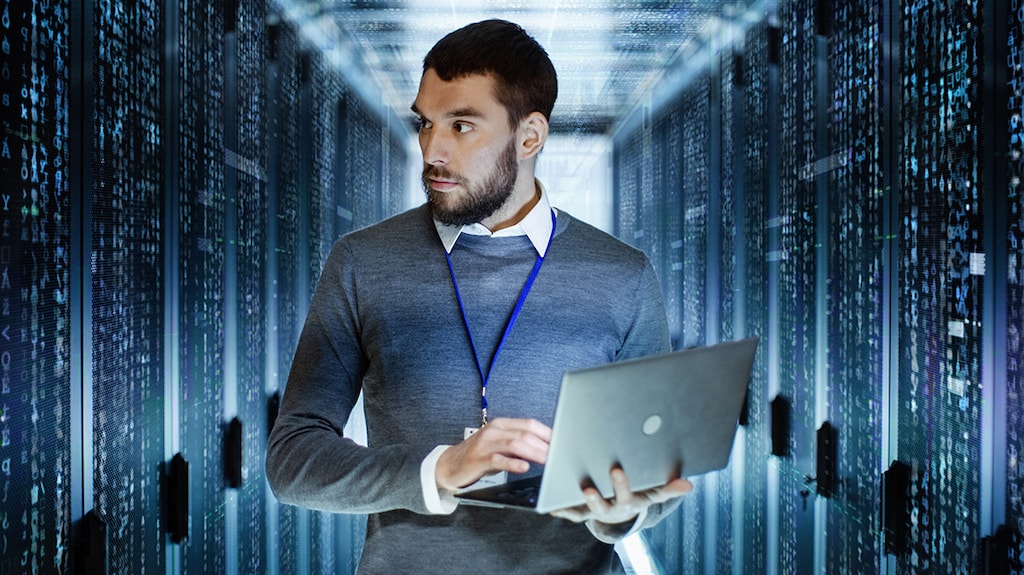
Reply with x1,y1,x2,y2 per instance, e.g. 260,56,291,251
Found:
273,0,769,135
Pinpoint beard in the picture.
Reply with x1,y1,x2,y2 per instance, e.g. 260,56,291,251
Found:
423,138,518,227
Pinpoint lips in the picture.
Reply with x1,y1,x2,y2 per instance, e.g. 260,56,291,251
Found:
429,178,460,192
424,166,462,193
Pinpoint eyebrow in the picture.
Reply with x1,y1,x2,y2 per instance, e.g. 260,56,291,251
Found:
410,104,485,120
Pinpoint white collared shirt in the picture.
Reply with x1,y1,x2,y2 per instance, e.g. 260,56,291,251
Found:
432,180,556,256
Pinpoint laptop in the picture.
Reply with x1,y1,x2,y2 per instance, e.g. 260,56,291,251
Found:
455,337,759,514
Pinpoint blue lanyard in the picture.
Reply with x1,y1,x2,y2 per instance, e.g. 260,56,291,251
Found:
445,209,557,427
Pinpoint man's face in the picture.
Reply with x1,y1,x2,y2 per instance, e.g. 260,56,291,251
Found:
412,69,520,227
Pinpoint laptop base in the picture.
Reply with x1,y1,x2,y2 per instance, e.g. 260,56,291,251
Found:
457,476,543,510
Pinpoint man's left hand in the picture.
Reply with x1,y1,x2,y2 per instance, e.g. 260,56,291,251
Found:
550,466,693,526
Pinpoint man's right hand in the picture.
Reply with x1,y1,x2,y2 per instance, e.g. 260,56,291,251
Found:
435,417,552,492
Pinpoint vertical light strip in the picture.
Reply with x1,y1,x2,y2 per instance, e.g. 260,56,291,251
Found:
69,0,92,536
223,21,240,575
295,50,314,575
765,12,782,573
617,533,662,575
766,459,781,575
731,47,747,574
296,508,311,575
731,432,746,575
703,474,719,575
297,57,312,330
981,0,1010,538
264,44,283,575
162,0,182,572
704,46,723,575
813,33,830,441
813,31,830,575
707,47,723,347
879,0,900,570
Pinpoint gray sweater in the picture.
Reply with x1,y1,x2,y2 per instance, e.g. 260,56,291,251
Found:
266,205,675,574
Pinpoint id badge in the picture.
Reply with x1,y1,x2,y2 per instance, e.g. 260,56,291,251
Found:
461,427,508,489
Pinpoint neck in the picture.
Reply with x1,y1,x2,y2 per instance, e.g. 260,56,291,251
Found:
480,178,540,232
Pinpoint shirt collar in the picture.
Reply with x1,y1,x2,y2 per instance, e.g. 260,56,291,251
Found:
434,180,556,256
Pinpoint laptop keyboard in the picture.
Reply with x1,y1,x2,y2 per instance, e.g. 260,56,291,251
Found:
494,481,540,507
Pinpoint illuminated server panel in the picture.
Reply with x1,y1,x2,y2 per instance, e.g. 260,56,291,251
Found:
89,0,167,573
227,0,271,571
612,0,1021,573
2,1,408,575
1009,0,1024,565
0,2,72,574
897,0,985,572
824,0,885,572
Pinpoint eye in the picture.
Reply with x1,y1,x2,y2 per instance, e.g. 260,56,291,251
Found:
416,117,432,132
454,122,473,134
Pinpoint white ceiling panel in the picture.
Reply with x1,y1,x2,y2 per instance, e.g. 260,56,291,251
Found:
273,0,769,134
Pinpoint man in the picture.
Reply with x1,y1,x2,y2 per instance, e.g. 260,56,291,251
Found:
266,19,692,573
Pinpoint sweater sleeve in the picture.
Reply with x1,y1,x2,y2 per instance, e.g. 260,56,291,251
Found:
265,238,436,515
614,255,672,361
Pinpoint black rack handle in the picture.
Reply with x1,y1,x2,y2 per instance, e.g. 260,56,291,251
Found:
225,417,243,488
167,453,189,543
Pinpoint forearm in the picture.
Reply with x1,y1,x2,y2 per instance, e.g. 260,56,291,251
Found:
266,412,435,515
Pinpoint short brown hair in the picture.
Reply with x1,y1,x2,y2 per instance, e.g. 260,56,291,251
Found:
423,19,558,126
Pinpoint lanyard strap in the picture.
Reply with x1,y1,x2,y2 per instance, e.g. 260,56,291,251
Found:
445,209,557,427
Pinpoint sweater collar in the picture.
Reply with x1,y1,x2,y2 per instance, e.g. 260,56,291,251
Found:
433,179,555,256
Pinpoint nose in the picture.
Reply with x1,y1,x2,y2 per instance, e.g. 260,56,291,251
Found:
420,128,448,166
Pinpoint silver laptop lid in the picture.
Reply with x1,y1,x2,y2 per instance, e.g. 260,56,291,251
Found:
533,337,758,513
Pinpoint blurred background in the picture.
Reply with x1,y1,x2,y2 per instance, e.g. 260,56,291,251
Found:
2,0,1022,573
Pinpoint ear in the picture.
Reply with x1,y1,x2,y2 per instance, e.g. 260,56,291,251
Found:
517,111,549,160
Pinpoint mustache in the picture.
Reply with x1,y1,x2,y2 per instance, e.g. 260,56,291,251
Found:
422,165,463,183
